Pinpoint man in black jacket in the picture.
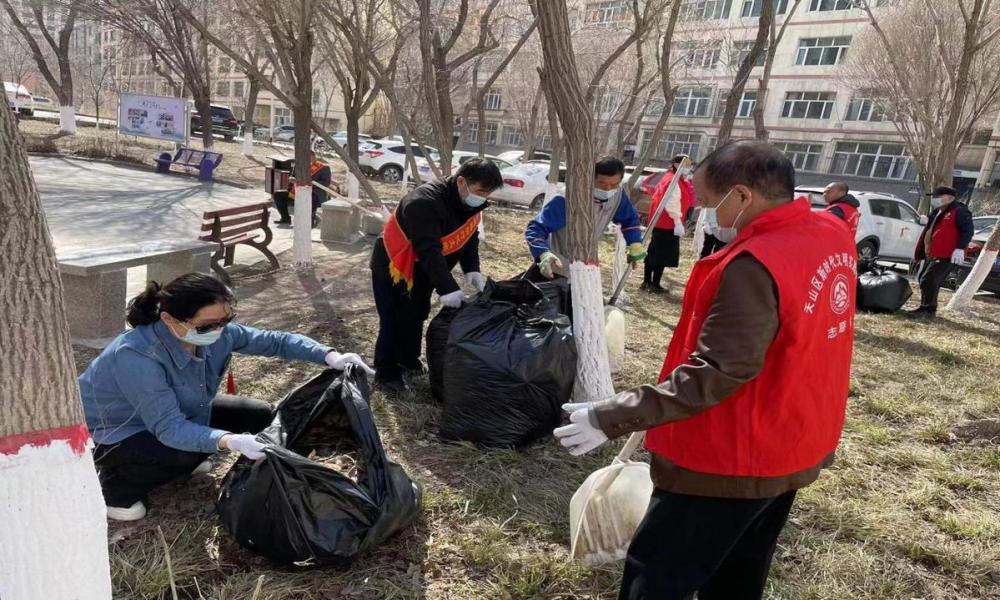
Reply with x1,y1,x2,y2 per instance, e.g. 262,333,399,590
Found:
371,158,503,392
908,186,974,318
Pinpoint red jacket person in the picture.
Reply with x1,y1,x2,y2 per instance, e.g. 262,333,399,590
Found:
908,186,974,318
554,141,858,600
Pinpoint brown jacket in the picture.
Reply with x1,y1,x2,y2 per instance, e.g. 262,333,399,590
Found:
592,254,834,499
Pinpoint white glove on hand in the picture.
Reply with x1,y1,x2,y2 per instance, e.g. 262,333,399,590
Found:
224,434,266,460
464,271,486,292
538,251,562,279
325,351,376,375
439,289,465,308
950,249,965,265
673,222,685,237
553,402,609,456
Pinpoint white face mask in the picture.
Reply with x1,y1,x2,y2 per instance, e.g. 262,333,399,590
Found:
593,187,617,202
930,196,944,209
703,187,746,244
168,318,225,346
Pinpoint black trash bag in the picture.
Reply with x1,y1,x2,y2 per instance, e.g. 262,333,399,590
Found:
529,276,572,320
432,278,577,448
426,306,459,402
858,266,913,313
216,367,422,567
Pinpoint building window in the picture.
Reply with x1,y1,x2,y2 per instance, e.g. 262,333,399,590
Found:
215,81,230,97
672,88,712,117
737,90,757,118
781,91,836,119
218,57,231,74
647,96,666,118
641,131,703,161
680,42,722,69
483,89,502,111
467,120,479,143
232,81,245,99
274,107,291,126
831,142,917,180
484,121,499,145
795,36,851,66
502,124,523,147
539,133,554,151
684,0,732,20
591,85,618,116
774,141,824,171
808,0,852,10
731,40,767,68
741,0,790,16
969,128,993,145
585,0,629,25
845,93,892,122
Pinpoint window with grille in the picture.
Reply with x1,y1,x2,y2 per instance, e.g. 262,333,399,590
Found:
502,124,524,147
680,42,722,69
795,37,851,65
731,40,767,67
774,141,824,171
741,0,790,16
831,142,917,180
585,0,629,24
672,88,713,117
809,0,852,10
845,94,892,122
781,91,836,119
483,89,502,111
484,121,499,145
641,131,703,160
684,0,732,20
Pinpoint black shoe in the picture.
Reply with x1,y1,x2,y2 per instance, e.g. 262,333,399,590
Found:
274,218,291,226
648,284,666,295
906,307,935,319
375,375,410,395
639,281,651,291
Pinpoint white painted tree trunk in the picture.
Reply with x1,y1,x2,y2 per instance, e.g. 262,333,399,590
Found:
293,183,313,266
347,172,360,201
58,105,77,134
401,167,409,193
1,436,112,599
242,129,254,155
609,226,629,304
946,225,1000,310
570,262,615,403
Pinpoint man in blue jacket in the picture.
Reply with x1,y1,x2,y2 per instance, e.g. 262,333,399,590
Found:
523,156,645,280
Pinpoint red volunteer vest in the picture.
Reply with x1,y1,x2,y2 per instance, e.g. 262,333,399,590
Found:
288,160,327,199
825,200,860,236
647,199,857,477
919,205,962,260
649,171,694,230
382,210,481,290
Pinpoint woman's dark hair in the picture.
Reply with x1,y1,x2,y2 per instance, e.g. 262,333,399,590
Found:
456,158,504,191
595,156,626,177
126,273,236,327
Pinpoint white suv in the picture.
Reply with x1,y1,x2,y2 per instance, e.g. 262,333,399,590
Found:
797,186,926,263
359,140,438,183
4,81,34,116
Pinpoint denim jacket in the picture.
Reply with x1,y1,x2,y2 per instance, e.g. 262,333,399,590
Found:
79,320,331,453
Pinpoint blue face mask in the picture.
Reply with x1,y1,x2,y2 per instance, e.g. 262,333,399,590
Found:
593,187,616,202
463,193,487,208
180,325,224,346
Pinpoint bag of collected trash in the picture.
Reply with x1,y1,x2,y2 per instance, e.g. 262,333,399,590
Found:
216,367,422,567
569,432,653,565
857,266,912,312
604,305,625,374
426,306,459,402
429,278,577,447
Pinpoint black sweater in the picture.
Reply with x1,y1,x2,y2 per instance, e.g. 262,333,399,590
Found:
371,177,485,295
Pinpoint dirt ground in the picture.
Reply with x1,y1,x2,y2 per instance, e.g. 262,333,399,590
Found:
65,205,998,600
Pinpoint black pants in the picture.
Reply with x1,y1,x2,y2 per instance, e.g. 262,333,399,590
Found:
371,239,434,381
917,259,955,312
274,192,322,222
620,488,797,600
93,394,273,508
643,263,666,287
701,233,726,258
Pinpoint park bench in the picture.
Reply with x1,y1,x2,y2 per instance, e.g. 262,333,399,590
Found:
155,147,223,181
57,240,217,343
199,202,279,284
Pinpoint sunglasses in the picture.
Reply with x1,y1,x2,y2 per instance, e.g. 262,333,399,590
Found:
189,312,238,334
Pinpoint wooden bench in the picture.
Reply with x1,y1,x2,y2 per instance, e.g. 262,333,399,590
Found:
155,147,224,181
57,240,217,343
200,202,279,284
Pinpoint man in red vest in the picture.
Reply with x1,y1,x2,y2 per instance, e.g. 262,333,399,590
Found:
370,158,503,393
822,181,861,235
554,141,858,600
279,150,332,228
909,186,974,318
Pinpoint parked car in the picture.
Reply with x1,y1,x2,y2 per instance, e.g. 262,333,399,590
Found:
413,151,516,183
497,149,553,165
190,104,239,141
488,160,566,210
796,186,926,263
4,81,34,116
31,95,54,109
359,139,439,183
270,125,296,142
944,224,1000,296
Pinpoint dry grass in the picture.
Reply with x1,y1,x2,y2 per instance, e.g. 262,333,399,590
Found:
60,155,1000,597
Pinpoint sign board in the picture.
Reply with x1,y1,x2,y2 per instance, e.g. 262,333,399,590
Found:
117,93,188,144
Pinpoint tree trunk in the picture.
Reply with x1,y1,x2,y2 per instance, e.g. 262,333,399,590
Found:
947,223,1000,310
522,81,544,159
535,0,612,404
754,0,801,140
242,77,260,156
193,86,214,149
477,100,487,158
0,91,111,600
345,104,361,161
293,103,314,266
718,0,772,147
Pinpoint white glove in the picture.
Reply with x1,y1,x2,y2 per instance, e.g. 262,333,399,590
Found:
553,402,609,456
464,271,486,292
224,434,266,460
673,222,685,237
950,249,965,265
325,351,376,375
439,289,465,308
538,251,562,279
